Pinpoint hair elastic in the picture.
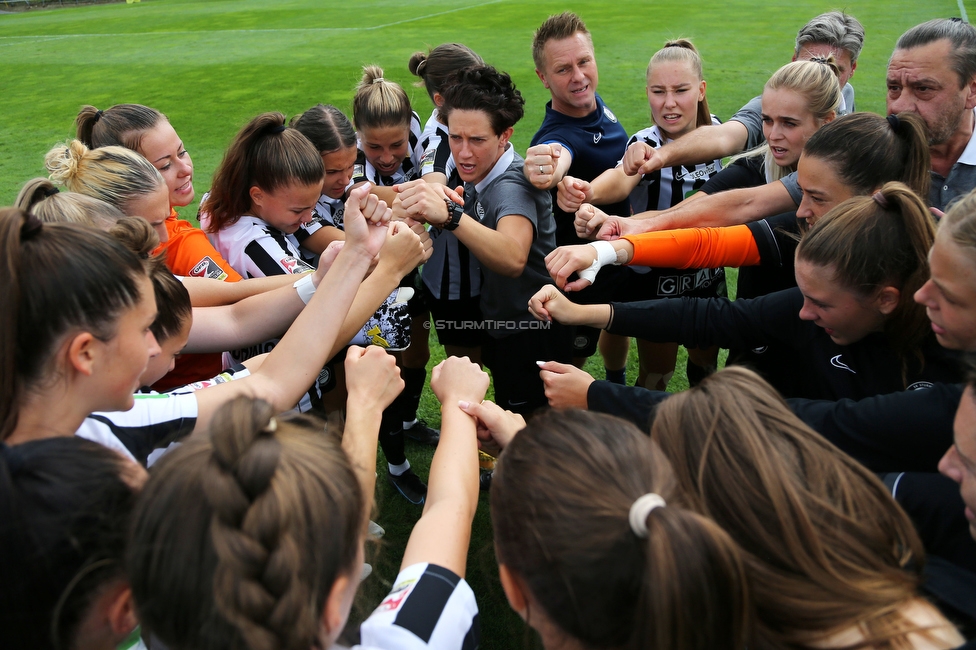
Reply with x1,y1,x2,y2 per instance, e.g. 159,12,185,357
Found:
20,214,43,241
263,417,278,434
372,77,385,84
886,113,900,130
872,191,890,208
809,55,830,65
94,109,104,123
271,125,287,134
629,493,666,538
43,186,60,198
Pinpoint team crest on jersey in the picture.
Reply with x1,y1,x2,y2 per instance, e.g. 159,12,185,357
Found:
603,106,618,123
475,201,486,221
280,256,314,274
907,381,934,391
189,256,229,281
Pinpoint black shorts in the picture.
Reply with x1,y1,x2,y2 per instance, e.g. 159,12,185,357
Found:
482,322,573,416
420,283,486,348
401,269,429,318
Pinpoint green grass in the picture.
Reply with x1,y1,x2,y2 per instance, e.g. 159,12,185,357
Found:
1,0,969,646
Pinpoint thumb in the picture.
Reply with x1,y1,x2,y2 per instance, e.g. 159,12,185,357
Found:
536,360,575,374
551,143,562,159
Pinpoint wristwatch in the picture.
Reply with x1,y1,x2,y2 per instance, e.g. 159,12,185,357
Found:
443,199,464,231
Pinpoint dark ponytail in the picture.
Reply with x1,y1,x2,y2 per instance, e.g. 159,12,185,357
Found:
0,437,136,650
0,209,147,440
803,111,930,198
202,112,324,233
408,43,484,103
290,104,357,154
797,181,936,375
75,103,165,151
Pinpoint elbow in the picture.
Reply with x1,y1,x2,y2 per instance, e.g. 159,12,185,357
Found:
500,256,528,278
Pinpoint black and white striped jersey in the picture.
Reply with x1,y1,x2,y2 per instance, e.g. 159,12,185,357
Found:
418,109,456,179
296,192,346,246
352,111,424,186
624,118,723,213
76,393,198,465
201,214,317,279
355,563,479,650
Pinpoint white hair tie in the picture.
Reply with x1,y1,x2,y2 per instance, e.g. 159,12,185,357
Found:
372,77,385,84
629,493,666,538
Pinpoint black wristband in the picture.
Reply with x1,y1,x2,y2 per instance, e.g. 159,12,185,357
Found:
444,199,464,231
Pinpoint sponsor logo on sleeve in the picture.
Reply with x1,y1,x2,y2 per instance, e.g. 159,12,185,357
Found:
377,579,416,612
189,256,229,281
280,257,315,274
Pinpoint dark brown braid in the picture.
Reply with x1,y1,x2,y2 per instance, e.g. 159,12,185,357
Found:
128,397,364,650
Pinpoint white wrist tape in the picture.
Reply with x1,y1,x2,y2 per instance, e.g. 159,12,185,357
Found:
578,241,618,284
293,273,316,305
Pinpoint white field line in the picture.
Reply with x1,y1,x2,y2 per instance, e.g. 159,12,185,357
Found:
0,0,504,45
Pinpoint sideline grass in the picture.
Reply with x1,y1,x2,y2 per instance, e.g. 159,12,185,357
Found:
1,1,969,647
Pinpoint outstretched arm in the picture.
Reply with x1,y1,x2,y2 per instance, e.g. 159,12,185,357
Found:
401,357,490,577
192,186,393,433
625,121,750,176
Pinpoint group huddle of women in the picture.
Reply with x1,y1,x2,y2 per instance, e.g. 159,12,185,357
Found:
5,11,976,650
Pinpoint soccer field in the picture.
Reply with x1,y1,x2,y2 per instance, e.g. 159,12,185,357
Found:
1,0,970,646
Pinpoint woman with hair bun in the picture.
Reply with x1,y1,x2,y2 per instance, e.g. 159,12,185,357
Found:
75,104,241,282
408,44,489,366
15,176,125,227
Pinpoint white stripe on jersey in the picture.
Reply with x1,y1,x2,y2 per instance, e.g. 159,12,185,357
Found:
419,109,456,179
623,117,723,213
76,393,199,463
200,214,316,279
356,563,479,650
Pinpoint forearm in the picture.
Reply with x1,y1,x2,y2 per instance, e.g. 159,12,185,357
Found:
589,167,639,205
193,249,372,430
636,184,795,231
453,216,528,278
655,122,748,168
182,273,299,307
342,404,382,521
401,400,479,577
623,224,760,269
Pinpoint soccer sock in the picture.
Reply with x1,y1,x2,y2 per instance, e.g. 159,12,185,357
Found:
400,367,427,423
388,460,410,476
379,406,406,466
605,366,626,384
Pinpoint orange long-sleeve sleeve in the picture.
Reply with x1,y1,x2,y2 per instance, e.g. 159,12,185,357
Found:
623,224,761,269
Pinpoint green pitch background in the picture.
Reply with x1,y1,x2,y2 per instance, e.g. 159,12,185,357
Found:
0,1,968,646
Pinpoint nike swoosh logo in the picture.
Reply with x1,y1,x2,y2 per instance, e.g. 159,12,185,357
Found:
830,355,856,374
593,133,602,144
508,400,528,407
